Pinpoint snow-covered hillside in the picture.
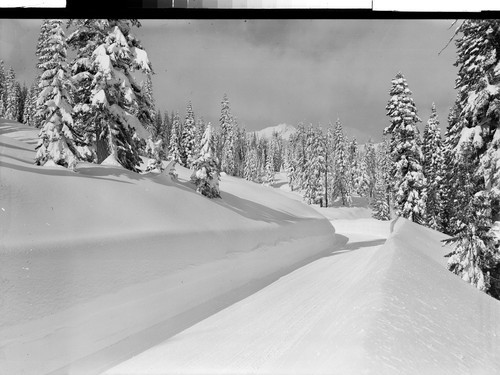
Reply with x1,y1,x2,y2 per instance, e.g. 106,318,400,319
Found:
105,217,500,375
252,123,296,140
0,119,336,375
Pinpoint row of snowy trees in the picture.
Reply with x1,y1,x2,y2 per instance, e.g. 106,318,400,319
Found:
151,93,277,185
379,20,500,299
0,62,29,124
285,120,379,208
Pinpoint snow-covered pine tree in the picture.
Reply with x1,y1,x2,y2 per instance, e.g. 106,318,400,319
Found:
143,74,156,130
372,137,392,220
235,125,247,178
36,20,51,69
218,93,238,175
288,122,307,191
221,121,237,176
34,19,81,168
364,139,377,200
4,67,20,121
331,119,352,206
264,147,276,186
303,125,327,205
162,110,172,148
356,156,370,198
67,19,107,161
87,20,153,171
32,19,53,128
168,112,182,164
17,83,28,124
219,93,232,146
372,185,391,220
384,72,427,223
372,180,391,220
191,123,221,198
0,61,6,116
440,112,461,234
348,137,367,196
444,140,497,293
144,110,163,165
23,81,37,126
323,121,336,207
422,103,445,230
442,20,500,297
144,137,164,172
149,110,162,140
270,132,284,172
194,117,206,157
67,19,152,168
244,146,260,182
180,101,196,168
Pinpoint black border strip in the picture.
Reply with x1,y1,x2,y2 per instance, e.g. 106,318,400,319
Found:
1,6,499,19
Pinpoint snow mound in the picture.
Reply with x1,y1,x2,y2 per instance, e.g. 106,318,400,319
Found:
360,218,500,373
0,120,337,375
41,159,66,168
100,154,124,167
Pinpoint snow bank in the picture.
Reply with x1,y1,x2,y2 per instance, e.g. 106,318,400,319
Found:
360,217,500,374
0,120,337,374
104,218,500,375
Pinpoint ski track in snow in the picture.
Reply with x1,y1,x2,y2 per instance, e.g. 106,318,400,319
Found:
103,219,500,375
101,223,389,375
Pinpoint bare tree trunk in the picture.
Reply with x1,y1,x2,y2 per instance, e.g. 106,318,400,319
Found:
96,131,109,164
324,151,328,208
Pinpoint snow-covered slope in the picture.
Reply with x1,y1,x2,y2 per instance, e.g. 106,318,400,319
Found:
104,218,500,375
0,119,337,375
252,123,296,140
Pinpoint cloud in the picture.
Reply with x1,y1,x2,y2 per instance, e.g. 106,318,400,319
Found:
0,20,39,84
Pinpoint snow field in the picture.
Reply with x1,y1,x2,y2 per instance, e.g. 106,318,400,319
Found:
0,120,337,374
103,218,500,375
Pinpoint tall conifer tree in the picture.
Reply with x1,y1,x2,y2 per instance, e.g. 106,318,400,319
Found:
35,19,81,168
443,20,500,297
384,72,427,223
422,103,445,230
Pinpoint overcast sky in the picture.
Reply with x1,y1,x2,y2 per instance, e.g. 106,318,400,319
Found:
0,19,459,141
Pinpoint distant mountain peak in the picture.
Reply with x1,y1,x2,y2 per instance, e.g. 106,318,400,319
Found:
252,123,296,140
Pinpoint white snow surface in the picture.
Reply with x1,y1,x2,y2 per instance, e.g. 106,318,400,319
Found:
0,119,335,375
104,216,500,375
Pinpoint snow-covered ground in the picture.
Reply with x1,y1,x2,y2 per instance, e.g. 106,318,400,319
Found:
104,216,500,375
0,119,336,374
2,119,500,375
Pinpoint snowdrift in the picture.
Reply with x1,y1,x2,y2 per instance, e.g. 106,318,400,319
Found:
104,217,500,375
0,120,337,375
364,218,500,374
